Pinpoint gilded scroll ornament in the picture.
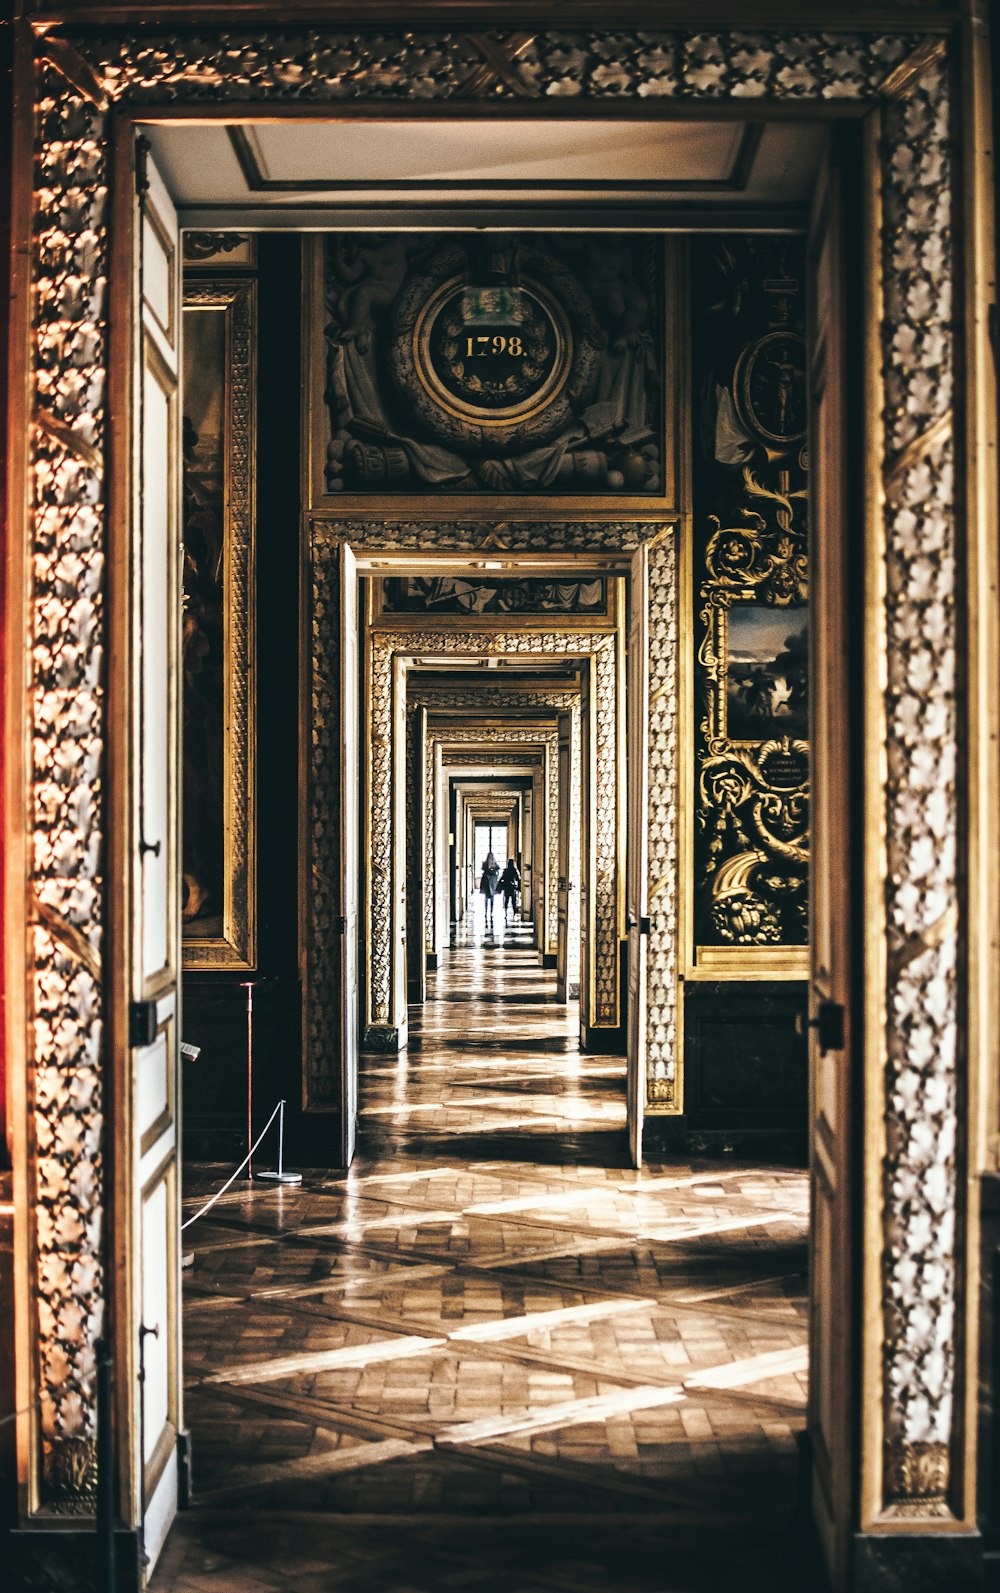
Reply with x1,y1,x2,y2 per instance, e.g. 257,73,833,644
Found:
692,237,810,952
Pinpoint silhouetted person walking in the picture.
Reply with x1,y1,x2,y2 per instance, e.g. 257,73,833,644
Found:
479,852,500,932
499,858,520,922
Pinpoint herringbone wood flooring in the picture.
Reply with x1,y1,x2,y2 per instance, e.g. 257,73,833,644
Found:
154,915,824,1592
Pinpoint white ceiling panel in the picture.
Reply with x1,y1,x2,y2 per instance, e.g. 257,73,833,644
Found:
144,115,824,224
238,118,746,187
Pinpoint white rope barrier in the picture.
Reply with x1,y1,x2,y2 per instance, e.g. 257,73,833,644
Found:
181,1100,284,1231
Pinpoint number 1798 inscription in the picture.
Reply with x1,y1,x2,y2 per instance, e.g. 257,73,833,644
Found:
465,334,524,357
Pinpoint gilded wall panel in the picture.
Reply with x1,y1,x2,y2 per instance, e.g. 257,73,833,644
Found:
690,237,809,959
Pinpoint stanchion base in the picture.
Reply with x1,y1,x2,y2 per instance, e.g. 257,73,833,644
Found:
256,1170,303,1184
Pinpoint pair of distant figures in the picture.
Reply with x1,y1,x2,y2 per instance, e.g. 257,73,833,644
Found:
479,852,520,930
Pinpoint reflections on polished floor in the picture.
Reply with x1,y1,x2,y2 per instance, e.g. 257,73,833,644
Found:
156,917,823,1592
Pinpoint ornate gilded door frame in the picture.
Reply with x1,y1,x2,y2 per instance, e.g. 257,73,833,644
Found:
430,724,561,965
6,8,994,1558
405,681,582,984
367,641,607,1050
306,527,665,1109
437,738,555,970
453,767,544,934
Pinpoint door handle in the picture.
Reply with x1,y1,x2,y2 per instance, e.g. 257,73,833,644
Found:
129,1000,158,1048
139,837,161,859
796,1000,845,1054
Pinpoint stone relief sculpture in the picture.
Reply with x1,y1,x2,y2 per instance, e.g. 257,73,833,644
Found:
323,233,663,496
380,574,607,615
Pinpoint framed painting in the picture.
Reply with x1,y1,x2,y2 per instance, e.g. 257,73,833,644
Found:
181,278,257,969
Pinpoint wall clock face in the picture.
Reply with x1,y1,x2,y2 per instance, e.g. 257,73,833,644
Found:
734,330,807,447
416,278,570,426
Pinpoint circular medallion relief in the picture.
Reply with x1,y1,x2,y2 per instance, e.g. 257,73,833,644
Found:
414,277,571,427
733,331,807,447
388,243,603,454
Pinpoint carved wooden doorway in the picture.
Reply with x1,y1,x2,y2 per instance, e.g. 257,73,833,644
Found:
5,22,993,1591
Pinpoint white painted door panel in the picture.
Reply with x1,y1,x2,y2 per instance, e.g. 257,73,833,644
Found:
340,544,360,1165
626,545,649,1168
130,144,182,1576
807,142,856,1589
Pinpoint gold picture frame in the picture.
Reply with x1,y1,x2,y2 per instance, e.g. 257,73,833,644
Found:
181,278,257,970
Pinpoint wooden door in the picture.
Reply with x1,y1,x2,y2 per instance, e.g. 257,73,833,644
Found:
434,746,448,959
626,546,650,1168
340,544,360,1165
128,146,182,1571
555,710,572,1001
413,704,427,1001
578,664,593,1047
807,139,857,1588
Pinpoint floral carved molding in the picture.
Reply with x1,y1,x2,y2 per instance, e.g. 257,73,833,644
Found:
24,21,960,1521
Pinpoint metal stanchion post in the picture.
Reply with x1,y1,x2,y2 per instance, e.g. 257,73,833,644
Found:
257,1099,303,1185
241,980,255,1179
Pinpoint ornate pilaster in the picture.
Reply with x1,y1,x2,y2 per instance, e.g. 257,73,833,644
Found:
27,56,109,1513
877,51,960,1516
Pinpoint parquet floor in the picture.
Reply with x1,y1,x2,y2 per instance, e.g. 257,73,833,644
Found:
156,911,825,1592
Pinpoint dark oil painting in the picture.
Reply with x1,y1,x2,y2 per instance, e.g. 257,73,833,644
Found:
725,606,808,742
182,306,226,941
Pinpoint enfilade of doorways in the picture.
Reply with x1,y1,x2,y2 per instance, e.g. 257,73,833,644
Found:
405,661,584,1003
161,928,818,1593
180,229,811,1175
172,220,814,1585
